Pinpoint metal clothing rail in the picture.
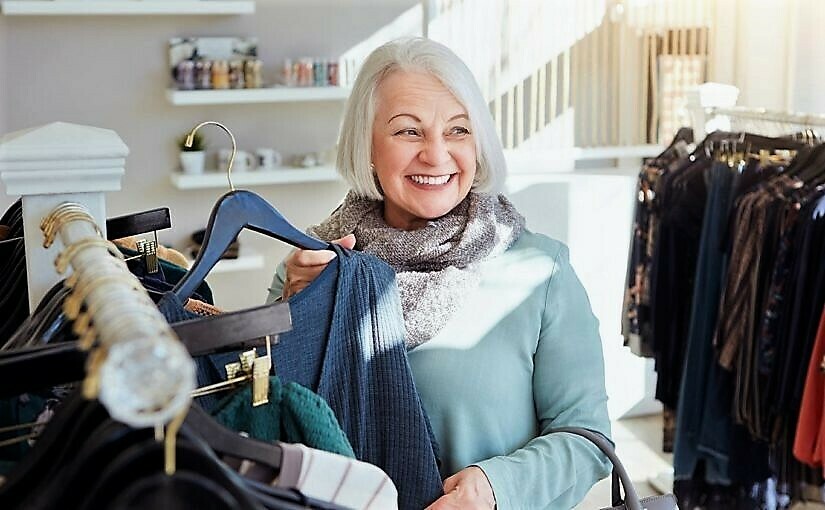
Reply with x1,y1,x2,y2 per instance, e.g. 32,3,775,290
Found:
708,106,825,128
43,202,195,429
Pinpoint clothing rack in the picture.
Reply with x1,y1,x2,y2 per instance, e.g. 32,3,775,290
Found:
706,106,825,137
0,121,195,429
686,83,825,139
628,122,825,505
43,201,195,428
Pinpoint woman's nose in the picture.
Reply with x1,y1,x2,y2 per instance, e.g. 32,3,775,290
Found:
418,137,451,166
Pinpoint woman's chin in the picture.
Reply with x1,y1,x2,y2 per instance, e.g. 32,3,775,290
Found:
413,202,461,221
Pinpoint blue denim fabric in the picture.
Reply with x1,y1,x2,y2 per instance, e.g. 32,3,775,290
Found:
674,161,733,484
158,245,443,509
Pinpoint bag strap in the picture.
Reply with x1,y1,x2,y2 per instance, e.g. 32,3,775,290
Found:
547,427,642,510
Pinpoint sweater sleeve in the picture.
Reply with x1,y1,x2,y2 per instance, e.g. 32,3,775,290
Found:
265,261,287,304
474,243,612,509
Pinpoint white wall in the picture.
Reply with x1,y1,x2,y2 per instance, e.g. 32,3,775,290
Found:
790,0,825,114
0,0,420,309
0,18,7,135
507,168,657,420
711,0,825,115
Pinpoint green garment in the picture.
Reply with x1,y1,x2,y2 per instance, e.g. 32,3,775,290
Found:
211,375,355,458
407,231,612,509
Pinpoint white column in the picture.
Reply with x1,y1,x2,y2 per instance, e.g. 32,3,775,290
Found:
0,121,128,311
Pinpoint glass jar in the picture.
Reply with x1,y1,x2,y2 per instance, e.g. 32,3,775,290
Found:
211,60,230,90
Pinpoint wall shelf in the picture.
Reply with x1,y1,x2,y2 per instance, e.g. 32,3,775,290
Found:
0,1,254,16
166,86,350,106
209,249,264,274
170,166,341,190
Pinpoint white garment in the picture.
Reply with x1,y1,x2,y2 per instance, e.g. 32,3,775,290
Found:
274,443,397,510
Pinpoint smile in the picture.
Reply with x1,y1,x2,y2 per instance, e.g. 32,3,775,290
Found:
407,174,454,186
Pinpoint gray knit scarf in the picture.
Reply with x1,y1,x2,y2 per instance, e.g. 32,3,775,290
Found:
309,191,525,348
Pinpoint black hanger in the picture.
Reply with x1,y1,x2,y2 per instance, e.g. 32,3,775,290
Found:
105,207,172,240
172,300,292,357
791,144,825,183
173,190,328,301
183,404,282,470
0,206,172,246
656,127,694,159
0,299,293,396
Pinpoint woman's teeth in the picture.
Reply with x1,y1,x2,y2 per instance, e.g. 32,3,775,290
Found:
409,174,451,185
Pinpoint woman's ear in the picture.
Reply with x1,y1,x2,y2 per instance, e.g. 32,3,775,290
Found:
471,160,482,189
373,170,385,196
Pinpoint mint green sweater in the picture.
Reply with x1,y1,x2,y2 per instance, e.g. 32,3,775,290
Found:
267,230,611,509
406,231,611,509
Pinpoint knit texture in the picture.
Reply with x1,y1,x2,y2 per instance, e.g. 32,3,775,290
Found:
214,248,443,509
309,191,525,347
211,375,355,458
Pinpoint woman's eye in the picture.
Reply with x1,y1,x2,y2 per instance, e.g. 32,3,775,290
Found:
449,126,470,135
395,128,420,136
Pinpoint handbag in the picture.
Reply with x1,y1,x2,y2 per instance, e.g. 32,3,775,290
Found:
548,427,678,510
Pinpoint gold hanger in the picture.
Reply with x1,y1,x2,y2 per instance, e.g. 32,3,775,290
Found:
184,121,237,192
64,272,143,320
40,203,102,248
164,407,188,475
55,238,124,274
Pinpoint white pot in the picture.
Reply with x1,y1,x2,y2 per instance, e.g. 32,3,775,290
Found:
180,151,206,175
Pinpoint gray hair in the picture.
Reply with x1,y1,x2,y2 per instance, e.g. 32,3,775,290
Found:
337,37,506,199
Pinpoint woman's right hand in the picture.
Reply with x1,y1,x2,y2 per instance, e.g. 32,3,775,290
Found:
282,234,356,300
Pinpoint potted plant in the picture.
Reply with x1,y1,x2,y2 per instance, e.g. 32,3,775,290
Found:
178,131,206,175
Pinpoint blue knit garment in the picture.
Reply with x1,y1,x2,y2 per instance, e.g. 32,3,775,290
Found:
164,246,443,509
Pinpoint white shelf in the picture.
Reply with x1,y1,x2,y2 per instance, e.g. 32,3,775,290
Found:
0,0,254,15
210,249,264,274
171,166,341,190
166,86,351,106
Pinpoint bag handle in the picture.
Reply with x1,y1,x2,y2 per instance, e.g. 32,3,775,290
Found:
547,427,642,510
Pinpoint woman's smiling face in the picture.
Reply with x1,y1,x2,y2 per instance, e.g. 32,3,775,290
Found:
371,70,477,230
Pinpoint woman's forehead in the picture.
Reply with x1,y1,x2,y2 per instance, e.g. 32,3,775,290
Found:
375,71,467,117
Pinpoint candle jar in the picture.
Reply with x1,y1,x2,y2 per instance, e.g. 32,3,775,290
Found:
244,59,263,88
229,60,246,89
194,60,212,90
175,60,196,90
211,60,230,90
327,61,339,86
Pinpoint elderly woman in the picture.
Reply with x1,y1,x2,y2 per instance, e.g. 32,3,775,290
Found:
268,37,611,509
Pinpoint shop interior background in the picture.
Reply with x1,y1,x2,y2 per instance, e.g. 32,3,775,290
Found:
1,0,822,425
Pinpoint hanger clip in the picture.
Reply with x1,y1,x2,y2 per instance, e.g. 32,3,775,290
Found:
252,357,270,407
251,335,273,407
136,238,159,274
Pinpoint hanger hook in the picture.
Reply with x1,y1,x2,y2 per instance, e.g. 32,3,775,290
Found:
185,121,237,192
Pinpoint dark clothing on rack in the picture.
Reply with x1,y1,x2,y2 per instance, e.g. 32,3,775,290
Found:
622,139,692,357
674,159,775,486
0,199,28,347
674,160,737,484
650,155,711,408
212,375,355,458
625,129,825,508
160,245,444,510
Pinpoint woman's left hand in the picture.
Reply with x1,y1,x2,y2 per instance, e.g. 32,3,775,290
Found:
425,466,496,509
